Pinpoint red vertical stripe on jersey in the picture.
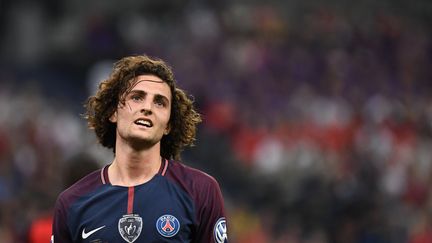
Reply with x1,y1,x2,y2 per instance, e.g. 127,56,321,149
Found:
127,187,134,214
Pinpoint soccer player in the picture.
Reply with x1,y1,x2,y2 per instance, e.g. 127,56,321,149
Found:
51,55,228,243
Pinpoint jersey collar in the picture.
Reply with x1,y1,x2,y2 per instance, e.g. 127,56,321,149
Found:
100,158,169,185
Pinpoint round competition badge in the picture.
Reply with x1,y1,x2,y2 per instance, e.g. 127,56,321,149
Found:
156,214,180,237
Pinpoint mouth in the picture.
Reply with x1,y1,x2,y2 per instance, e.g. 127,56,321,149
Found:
134,118,153,128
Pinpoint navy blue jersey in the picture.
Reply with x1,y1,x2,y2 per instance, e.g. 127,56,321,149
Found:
52,159,228,243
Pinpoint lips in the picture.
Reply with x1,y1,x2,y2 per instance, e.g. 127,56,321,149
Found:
134,118,153,127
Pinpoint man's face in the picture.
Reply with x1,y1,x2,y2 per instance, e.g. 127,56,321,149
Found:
110,74,172,149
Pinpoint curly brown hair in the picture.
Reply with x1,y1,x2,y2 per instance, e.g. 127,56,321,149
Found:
84,55,202,160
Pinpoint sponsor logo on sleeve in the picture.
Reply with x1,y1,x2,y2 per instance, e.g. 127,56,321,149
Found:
214,217,228,243
156,214,180,237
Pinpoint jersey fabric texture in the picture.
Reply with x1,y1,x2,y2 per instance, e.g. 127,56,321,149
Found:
52,159,228,243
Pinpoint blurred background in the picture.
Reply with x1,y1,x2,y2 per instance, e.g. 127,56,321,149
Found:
1,0,432,242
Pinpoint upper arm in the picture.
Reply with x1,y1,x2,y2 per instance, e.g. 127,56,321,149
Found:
52,196,73,243
194,177,228,243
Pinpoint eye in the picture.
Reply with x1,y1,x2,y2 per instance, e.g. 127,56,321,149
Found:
129,94,143,102
154,99,166,107
154,95,169,108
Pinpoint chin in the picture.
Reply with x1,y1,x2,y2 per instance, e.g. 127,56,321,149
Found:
128,136,159,148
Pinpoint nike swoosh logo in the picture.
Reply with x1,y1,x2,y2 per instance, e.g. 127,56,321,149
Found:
82,225,106,239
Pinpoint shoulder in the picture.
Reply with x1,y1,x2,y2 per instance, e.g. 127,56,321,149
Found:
55,168,104,210
165,160,221,191
165,161,223,207
166,161,227,241
164,160,224,208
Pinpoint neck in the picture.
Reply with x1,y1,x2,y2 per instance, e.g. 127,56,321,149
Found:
108,142,162,187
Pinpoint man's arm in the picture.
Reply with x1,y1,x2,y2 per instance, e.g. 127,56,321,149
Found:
52,196,73,243
194,176,228,243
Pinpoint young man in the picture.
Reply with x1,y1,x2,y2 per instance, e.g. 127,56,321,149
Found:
52,55,228,243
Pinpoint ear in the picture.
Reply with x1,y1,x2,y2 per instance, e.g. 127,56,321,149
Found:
164,123,171,135
109,111,118,123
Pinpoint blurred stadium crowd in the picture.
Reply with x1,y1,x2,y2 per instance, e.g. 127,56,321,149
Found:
1,0,432,242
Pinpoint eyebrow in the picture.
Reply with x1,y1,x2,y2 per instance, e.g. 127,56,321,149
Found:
128,90,170,103
154,94,170,103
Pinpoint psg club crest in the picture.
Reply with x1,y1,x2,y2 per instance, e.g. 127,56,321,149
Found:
118,214,143,243
214,217,228,243
156,214,180,237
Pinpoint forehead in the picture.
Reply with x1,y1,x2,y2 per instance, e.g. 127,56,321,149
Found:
130,74,171,98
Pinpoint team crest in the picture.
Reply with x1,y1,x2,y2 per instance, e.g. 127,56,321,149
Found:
118,214,143,243
156,214,180,237
214,217,228,243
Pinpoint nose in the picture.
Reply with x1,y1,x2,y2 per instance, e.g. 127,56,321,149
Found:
140,100,153,115
141,108,152,116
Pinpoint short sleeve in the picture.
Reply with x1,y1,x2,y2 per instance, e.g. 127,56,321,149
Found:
194,177,228,243
52,196,73,243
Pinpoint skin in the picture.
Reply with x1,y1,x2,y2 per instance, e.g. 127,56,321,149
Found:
107,74,172,187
